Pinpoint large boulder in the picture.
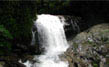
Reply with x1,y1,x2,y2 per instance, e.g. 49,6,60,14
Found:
66,23,109,67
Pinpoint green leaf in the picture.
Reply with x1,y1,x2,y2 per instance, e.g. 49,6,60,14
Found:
0,25,13,39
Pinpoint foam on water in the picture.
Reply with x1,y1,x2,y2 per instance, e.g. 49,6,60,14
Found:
22,14,69,67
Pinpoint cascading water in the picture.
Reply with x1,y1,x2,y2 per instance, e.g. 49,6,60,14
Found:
21,14,69,67
31,31,36,45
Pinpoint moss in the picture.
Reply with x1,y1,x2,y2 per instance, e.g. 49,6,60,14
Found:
93,63,98,67
0,62,5,67
73,43,78,51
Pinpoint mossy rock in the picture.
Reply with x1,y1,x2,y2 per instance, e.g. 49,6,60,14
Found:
0,62,5,67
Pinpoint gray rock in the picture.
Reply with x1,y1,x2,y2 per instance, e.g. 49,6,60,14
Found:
66,23,109,67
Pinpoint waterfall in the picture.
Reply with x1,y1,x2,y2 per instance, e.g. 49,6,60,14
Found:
21,14,69,67
31,31,36,45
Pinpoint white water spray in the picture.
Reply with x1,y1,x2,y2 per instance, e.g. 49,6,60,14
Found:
22,14,69,67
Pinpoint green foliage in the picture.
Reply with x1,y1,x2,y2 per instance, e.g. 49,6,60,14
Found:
93,62,99,67
0,25,13,39
0,25,13,54
36,0,71,14
0,1,37,54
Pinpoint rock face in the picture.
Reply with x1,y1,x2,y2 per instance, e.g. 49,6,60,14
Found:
65,23,109,67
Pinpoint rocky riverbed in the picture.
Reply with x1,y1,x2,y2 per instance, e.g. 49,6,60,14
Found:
0,23,109,67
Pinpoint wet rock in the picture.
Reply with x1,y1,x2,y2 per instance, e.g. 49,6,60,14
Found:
4,61,26,67
66,23,109,67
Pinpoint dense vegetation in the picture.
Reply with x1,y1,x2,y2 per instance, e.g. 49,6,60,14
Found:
36,0,71,14
0,1,37,55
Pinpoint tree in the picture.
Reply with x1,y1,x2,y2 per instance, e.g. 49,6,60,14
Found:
0,1,37,53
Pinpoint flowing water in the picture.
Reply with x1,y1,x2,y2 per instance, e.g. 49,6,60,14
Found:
22,14,69,67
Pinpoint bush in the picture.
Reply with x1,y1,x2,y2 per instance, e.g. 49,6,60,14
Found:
0,1,37,54
0,25,13,55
